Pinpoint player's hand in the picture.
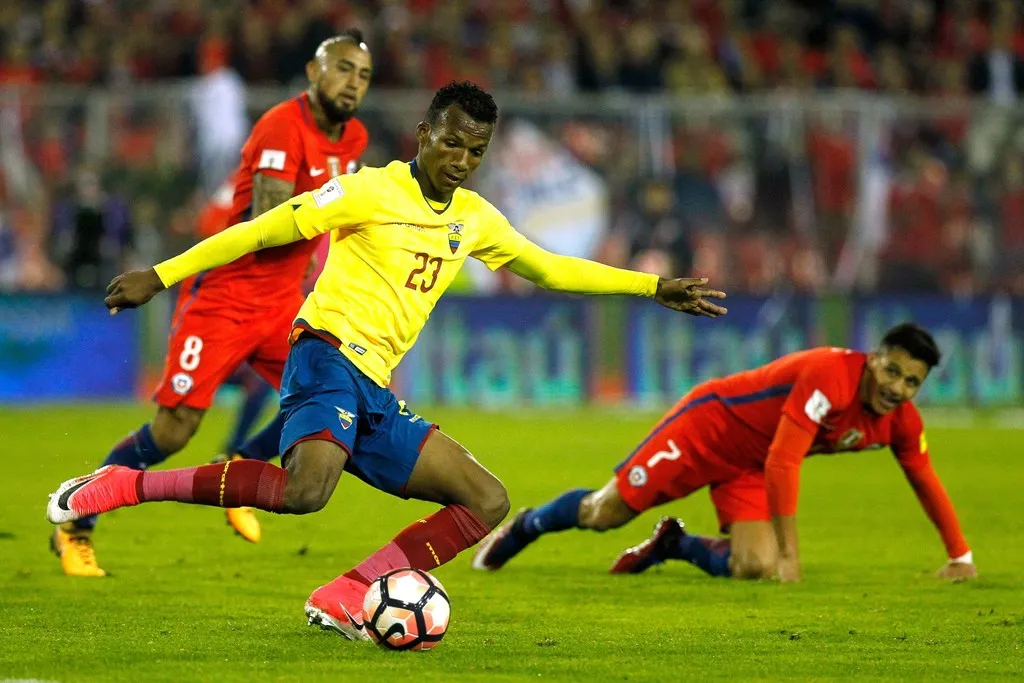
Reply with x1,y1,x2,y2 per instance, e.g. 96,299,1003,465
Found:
935,560,978,582
653,277,727,318
777,554,802,583
105,268,166,314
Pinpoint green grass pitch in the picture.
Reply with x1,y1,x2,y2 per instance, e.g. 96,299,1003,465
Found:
1,404,1021,682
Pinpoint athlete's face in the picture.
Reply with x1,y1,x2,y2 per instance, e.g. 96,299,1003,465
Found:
308,41,372,123
414,105,493,201
862,346,929,415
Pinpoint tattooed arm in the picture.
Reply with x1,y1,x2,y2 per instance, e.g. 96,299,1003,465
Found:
252,173,296,217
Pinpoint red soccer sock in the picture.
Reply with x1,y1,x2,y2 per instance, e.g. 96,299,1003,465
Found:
342,504,492,586
137,460,287,512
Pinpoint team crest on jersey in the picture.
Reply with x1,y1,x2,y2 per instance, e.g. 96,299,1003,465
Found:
628,465,648,487
447,223,463,254
836,428,864,450
336,407,355,430
171,372,193,395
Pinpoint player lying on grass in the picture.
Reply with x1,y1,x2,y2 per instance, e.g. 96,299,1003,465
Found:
46,81,727,641
48,32,375,577
473,323,977,583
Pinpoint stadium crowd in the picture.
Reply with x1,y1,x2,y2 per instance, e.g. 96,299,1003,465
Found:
2,0,1024,294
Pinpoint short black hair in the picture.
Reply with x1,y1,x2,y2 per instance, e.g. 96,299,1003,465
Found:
426,81,498,125
880,322,941,368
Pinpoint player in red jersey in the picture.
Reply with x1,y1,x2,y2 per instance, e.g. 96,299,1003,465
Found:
50,31,373,576
199,174,331,541
474,323,977,583
196,179,276,469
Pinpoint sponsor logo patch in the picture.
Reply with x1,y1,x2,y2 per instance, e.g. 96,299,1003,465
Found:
257,149,287,171
348,342,367,355
804,389,832,424
312,178,344,208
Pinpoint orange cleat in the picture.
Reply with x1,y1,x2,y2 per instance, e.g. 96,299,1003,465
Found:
51,524,107,577
213,454,263,543
226,506,261,543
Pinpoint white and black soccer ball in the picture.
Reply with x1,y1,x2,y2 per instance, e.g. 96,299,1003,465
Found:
362,568,451,651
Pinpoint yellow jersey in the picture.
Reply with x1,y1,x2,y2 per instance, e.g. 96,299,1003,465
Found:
153,161,659,388
288,160,529,386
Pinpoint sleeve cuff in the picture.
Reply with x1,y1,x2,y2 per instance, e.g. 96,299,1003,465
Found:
637,273,659,297
153,262,178,288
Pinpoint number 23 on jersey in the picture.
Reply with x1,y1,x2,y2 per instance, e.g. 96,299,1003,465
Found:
404,252,443,293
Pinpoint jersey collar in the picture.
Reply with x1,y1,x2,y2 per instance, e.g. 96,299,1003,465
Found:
408,160,453,215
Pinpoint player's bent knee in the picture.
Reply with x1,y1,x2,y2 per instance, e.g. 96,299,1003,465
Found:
280,441,347,515
152,406,203,454
578,491,632,532
730,551,776,580
281,463,335,514
472,478,510,529
283,486,331,515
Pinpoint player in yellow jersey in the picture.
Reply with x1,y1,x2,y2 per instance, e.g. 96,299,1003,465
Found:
46,82,726,641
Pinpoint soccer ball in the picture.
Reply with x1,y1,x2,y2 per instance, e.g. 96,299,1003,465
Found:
362,568,451,651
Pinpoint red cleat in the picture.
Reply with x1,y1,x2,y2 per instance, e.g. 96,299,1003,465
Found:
610,516,685,574
305,576,371,641
47,465,141,525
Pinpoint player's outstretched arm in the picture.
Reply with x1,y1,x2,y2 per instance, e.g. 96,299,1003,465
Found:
505,242,727,317
900,462,977,581
105,203,304,313
764,415,816,583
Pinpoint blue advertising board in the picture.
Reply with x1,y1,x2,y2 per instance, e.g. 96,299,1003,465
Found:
391,295,589,407
852,296,1023,406
624,294,819,403
0,294,138,402
4,292,1021,407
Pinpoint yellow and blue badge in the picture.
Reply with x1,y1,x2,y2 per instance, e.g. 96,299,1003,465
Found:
447,222,463,254
336,406,355,430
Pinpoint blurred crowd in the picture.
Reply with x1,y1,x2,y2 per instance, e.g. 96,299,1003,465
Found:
2,0,1024,295
4,0,1024,95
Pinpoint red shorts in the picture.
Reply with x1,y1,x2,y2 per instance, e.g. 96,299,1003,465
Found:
152,284,302,410
614,395,770,532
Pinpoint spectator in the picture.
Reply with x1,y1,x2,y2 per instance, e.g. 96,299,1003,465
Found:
190,39,247,195
50,165,134,290
617,177,692,275
968,18,1024,104
619,21,663,92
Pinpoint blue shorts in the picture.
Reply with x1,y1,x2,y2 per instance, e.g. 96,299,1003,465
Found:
279,335,437,498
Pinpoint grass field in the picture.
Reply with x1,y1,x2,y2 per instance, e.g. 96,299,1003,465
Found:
1,404,1021,682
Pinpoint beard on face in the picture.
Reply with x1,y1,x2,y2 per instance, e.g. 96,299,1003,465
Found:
315,87,355,123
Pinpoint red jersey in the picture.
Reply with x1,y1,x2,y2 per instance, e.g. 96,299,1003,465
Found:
620,347,968,558
189,93,368,308
689,347,926,471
